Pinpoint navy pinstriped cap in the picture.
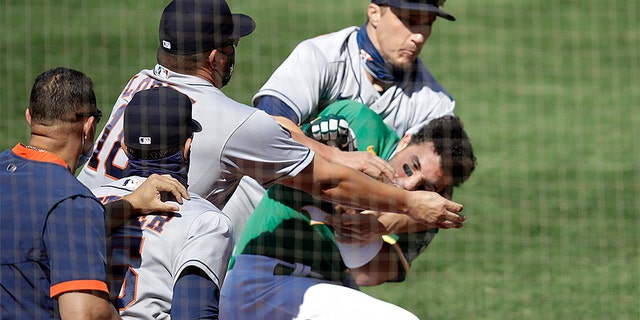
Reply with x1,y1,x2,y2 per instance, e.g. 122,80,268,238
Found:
159,0,256,55
124,87,202,151
371,0,456,21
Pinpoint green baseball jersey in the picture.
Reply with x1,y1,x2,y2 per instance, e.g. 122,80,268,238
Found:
232,100,400,282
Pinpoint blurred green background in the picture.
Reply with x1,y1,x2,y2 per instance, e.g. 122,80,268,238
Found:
1,0,638,319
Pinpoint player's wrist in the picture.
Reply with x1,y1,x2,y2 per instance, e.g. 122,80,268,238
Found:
403,190,419,217
120,194,142,215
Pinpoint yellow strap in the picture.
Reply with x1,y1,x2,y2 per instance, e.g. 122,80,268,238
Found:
366,145,377,155
382,235,411,273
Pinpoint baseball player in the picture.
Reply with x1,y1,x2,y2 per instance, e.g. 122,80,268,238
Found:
225,0,459,234
78,0,468,235
91,87,233,319
0,68,188,319
219,100,476,319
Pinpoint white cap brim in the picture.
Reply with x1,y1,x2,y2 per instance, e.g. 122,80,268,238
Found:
336,237,384,268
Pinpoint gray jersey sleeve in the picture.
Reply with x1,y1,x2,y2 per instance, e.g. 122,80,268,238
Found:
173,199,233,289
253,26,456,139
253,39,336,125
222,110,315,187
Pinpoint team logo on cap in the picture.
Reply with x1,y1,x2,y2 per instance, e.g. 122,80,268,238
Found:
162,40,171,50
139,137,152,145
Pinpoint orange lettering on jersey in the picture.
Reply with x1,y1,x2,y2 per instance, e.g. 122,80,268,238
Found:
134,215,147,228
141,214,174,234
96,195,122,205
122,75,140,99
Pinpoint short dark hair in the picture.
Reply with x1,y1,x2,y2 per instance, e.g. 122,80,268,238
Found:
28,67,97,125
157,47,210,74
409,115,477,187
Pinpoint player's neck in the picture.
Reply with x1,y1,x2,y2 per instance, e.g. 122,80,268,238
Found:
28,132,78,172
365,69,392,93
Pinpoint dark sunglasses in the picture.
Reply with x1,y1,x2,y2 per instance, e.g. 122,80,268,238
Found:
76,109,103,123
222,38,239,48
218,39,239,57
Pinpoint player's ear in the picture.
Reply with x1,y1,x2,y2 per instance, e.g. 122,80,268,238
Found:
208,50,217,67
396,134,413,152
368,4,382,27
25,108,32,125
183,138,192,159
82,114,95,140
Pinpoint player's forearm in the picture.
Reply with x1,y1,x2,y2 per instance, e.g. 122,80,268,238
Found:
283,157,464,227
274,115,395,181
311,157,411,214
58,291,121,320
376,211,432,234
102,174,188,235
315,161,465,227
103,199,136,236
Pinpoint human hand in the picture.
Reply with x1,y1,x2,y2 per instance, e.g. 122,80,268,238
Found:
123,174,190,214
303,114,357,151
330,206,386,244
407,191,466,229
333,150,396,183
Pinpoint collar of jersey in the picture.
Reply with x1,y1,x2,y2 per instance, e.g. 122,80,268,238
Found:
12,143,69,170
154,64,216,88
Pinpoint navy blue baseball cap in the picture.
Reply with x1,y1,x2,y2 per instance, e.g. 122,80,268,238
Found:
371,0,455,21
124,87,202,151
159,0,256,55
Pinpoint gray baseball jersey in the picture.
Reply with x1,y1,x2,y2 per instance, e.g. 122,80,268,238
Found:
253,26,456,136
91,176,233,320
78,64,314,210
224,26,457,239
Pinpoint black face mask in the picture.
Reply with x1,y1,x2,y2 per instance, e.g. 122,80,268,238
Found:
221,52,235,87
127,151,190,188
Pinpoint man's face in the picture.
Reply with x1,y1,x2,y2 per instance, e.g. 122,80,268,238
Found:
388,139,451,193
370,5,437,70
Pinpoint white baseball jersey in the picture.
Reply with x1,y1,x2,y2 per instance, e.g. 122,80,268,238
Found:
253,26,456,137
78,64,314,211
92,176,233,320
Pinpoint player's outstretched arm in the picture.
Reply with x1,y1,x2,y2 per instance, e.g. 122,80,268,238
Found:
273,115,396,182
373,211,434,234
332,210,434,240
103,174,190,235
280,155,465,229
